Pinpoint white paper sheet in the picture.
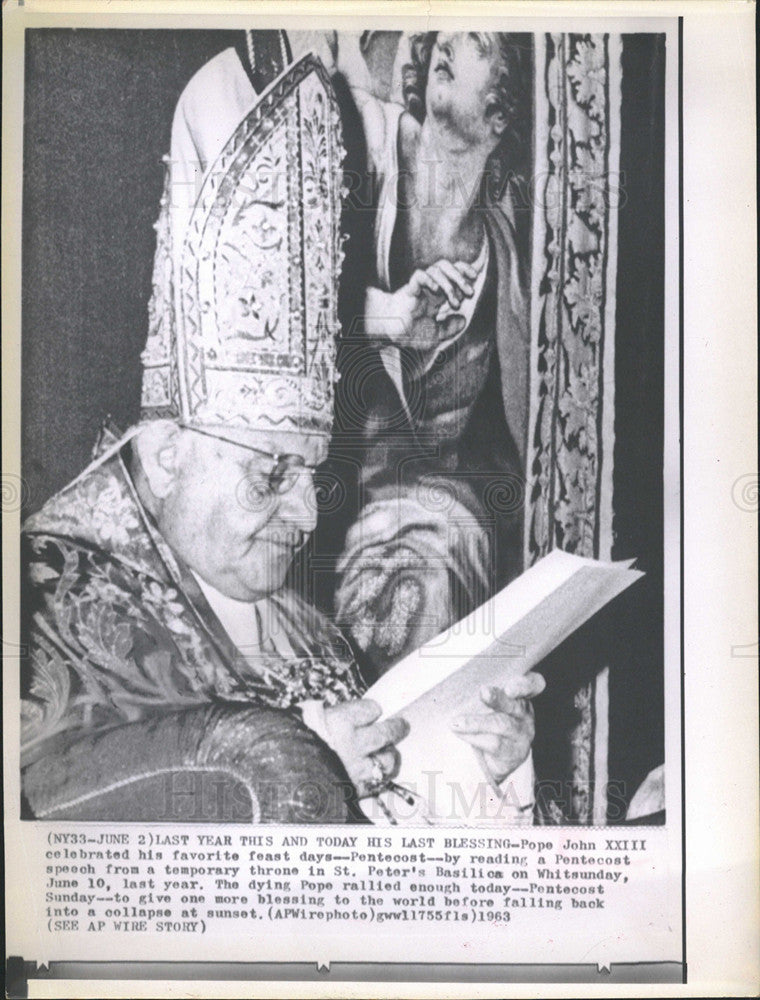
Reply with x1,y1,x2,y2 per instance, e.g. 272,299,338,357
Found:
364,551,643,820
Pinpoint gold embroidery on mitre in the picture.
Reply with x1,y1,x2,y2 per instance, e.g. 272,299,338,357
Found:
141,53,346,438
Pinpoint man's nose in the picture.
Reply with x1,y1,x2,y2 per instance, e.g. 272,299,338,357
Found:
437,33,455,59
280,471,318,535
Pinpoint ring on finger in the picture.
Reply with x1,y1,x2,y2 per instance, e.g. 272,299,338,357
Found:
367,753,389,792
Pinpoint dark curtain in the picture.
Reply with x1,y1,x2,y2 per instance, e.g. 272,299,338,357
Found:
608,33,667,814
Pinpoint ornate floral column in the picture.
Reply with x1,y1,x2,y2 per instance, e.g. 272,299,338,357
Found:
526,33,623,824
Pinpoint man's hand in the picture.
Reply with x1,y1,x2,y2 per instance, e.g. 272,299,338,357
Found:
365,260,477,348
322,699,409,797
450,673,545,784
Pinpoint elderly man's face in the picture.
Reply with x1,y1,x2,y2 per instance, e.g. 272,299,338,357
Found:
155,427,324,602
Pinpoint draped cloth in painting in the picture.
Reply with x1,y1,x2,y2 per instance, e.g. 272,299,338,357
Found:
526,34,623,825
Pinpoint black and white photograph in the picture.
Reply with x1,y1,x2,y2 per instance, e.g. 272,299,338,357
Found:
18,26,667,828
2,3,757,995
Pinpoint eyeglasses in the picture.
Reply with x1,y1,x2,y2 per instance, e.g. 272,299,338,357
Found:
179,424,317,496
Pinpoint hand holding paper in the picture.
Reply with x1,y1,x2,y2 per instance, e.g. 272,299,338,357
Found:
320,699,409,798
451,675,546,785
361,550,643,824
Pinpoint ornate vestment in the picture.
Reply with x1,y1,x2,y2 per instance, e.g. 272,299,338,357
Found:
21,426,364,811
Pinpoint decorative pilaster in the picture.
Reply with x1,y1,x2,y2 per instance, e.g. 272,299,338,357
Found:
527,33,623,823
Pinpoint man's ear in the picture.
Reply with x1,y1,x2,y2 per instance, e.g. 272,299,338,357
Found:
485,97,508,138
133,420,183,501
491,114,508,138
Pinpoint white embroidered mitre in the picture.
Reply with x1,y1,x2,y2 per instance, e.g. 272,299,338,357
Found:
141,49,346,441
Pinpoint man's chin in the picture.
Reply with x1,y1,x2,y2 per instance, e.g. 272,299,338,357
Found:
426,92,455,121
238,544,295,596
229,572,288,602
